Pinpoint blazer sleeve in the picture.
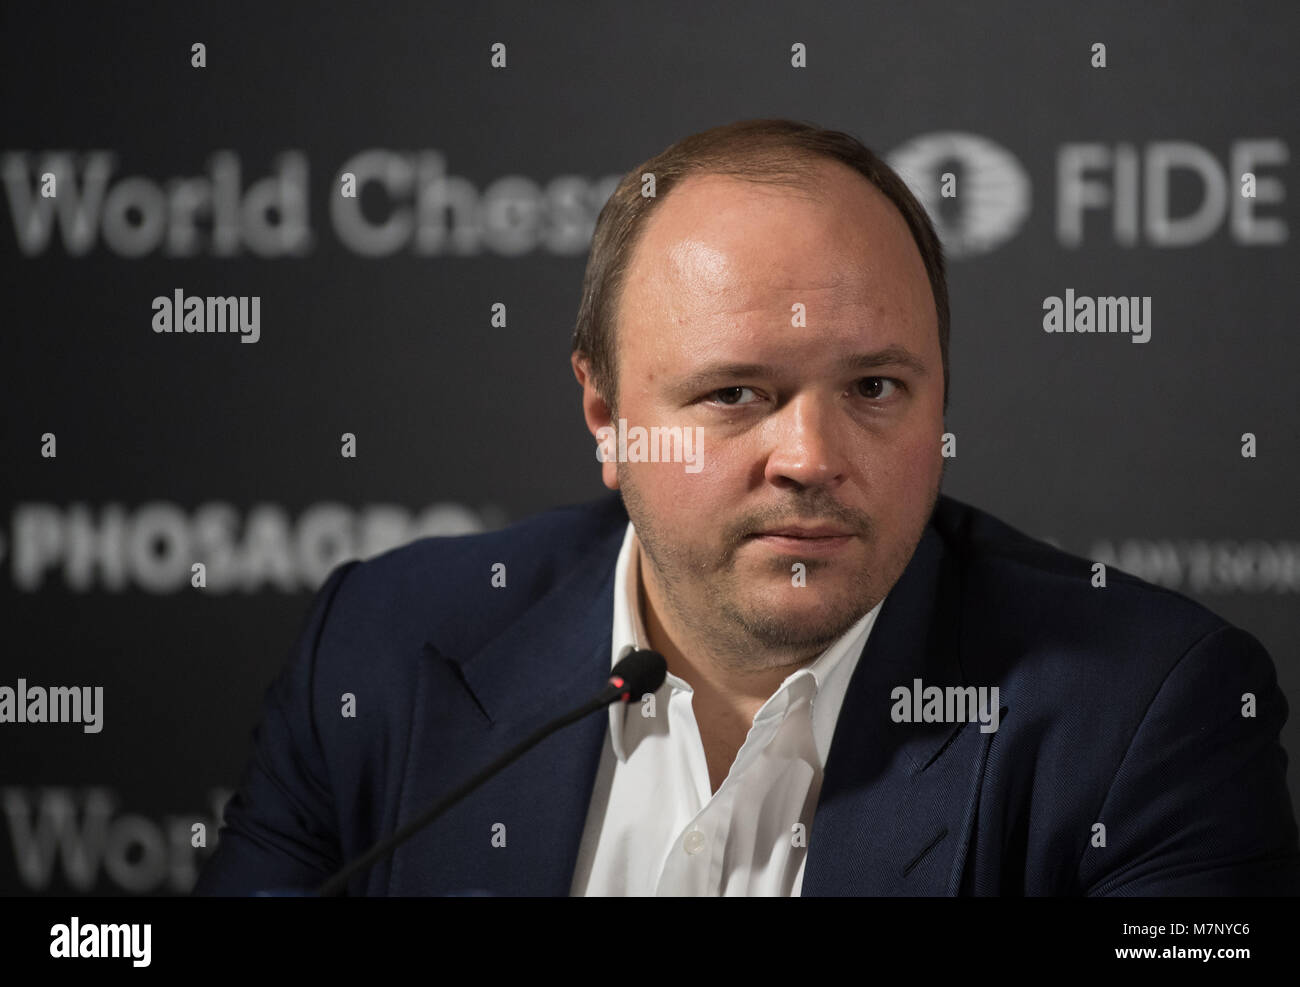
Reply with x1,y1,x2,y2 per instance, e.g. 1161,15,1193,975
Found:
1081,623,1300,895
192,559,362,896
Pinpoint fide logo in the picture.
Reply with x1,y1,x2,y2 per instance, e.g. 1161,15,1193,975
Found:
888,131,1033,259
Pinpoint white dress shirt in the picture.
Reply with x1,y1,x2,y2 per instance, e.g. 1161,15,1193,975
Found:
569,521,885,896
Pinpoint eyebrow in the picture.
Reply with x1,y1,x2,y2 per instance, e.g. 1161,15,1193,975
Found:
670,345,930,395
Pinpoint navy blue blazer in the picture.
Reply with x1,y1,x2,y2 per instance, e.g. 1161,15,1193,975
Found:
194,492,1300,896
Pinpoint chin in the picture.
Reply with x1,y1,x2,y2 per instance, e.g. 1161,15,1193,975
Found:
739,586,858,625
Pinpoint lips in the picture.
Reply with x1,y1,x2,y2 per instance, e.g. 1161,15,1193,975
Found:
748,526,858,557
752,526,855,539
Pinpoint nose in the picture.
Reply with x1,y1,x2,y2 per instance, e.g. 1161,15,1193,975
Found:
762,393,850,491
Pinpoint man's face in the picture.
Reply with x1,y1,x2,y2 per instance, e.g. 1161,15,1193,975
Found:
575,160,945,669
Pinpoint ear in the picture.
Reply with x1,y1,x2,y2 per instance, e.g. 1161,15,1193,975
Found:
571,352,619,490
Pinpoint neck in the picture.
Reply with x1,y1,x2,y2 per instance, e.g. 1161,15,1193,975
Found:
636,551,813,712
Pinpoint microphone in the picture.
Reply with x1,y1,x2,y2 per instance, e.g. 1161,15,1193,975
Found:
598,647,667,703
315,648,667,896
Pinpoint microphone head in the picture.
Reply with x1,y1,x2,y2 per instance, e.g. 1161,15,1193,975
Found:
609,649,667,701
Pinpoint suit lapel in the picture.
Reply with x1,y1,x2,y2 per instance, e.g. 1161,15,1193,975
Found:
386,497,1000,896
386,509,624,896
802,521,1004,895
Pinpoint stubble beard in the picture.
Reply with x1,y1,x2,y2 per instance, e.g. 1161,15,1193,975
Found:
617,462,942,672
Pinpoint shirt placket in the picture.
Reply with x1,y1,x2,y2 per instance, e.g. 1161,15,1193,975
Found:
654,694,788,895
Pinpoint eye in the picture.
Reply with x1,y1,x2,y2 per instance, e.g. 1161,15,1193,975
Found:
856,377,900,400
707,386,759,406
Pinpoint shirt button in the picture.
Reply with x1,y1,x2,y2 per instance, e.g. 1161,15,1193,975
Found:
682,830,706,855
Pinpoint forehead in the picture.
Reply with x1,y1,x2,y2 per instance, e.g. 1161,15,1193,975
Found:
619,160,935,338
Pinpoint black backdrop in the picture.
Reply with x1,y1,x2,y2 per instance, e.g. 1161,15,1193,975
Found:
2,0,1297,894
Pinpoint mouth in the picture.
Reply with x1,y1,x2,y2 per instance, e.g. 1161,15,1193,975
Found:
752,525,856,539
746,526,858,555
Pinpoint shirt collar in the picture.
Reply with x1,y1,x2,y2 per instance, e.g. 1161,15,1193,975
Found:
608,521,885,765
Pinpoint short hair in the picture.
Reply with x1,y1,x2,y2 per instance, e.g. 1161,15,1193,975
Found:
572,118,950,416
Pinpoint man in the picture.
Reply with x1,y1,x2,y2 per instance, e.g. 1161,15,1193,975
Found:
194,119,1300,896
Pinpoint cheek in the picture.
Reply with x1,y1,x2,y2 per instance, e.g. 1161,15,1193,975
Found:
627,457,735,538
628,461,712,506
647,465,728,504
899,431,943,483
862,428,943,502
642,428,747,490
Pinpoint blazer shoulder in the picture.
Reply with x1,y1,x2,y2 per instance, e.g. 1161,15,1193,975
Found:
932,495,1239,670
309,492,628,669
